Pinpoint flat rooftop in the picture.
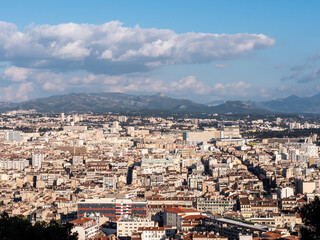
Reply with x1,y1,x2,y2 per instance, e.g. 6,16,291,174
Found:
214,218,268,232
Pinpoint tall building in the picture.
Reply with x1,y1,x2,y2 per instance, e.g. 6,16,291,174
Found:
73,115,79,123
32,153,44,169
288,149,297,162
118,116,127,122
61,113,65,122
6,130,21,141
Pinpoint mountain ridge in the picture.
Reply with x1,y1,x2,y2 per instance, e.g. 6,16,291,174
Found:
1,92,320,114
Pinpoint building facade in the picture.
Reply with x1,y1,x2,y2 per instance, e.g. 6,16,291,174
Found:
78,198,147,219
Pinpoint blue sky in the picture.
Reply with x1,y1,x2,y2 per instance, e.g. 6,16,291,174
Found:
0,0,319,102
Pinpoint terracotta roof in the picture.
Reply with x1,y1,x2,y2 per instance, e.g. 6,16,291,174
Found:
263,232,281,237
70,217,93,224
182,215,208,220
239,197,250,205
164,207,199,213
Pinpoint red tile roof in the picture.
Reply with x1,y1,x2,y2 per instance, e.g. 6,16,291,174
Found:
164,207,199,213
182,215,208,220
70,217,93,224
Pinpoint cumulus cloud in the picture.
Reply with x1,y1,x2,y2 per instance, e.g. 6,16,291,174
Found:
37,72,66,91
0,21,275,74
42,81,65,91
0,82,33,101
3,66,32,82
16,82,33,100
211,81,251,97
0,66,263,101
169,76,210,94
59,73,253,98
0,61,260,101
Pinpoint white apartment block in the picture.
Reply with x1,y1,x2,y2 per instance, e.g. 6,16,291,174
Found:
117,217,155,237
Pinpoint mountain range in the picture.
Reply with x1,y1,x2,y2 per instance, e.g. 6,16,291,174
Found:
1,92,320,114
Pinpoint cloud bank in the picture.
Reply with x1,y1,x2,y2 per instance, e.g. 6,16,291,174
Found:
0,20,275,101
0,21,274,74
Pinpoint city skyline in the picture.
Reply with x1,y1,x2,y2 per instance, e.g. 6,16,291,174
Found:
0,0,320,103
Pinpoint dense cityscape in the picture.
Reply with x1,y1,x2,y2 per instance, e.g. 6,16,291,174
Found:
1,110,320,239
1,1,320,239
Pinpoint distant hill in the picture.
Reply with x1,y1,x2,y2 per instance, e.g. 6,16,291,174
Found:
1,92,320,114
210,101,270,114
2,92,210,113
259,94,320,113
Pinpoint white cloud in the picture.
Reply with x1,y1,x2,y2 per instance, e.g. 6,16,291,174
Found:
3,66,32,82
0,67,270,101
53,40,90,59
100,49,113,59
0,82,33,101
0,61,261,101
225,81,251,97
68,73,253,99
0,21,275,74
213,83,225,91
42,81,65,91
210,81,251,97
27,70,66,91
0,21,276,101
16,82,33,100
169,75,210,94
82,74,97,84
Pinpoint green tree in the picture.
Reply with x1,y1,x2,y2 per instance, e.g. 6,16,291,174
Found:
0,212,78,240
0,212,32,240
298,196,320,240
